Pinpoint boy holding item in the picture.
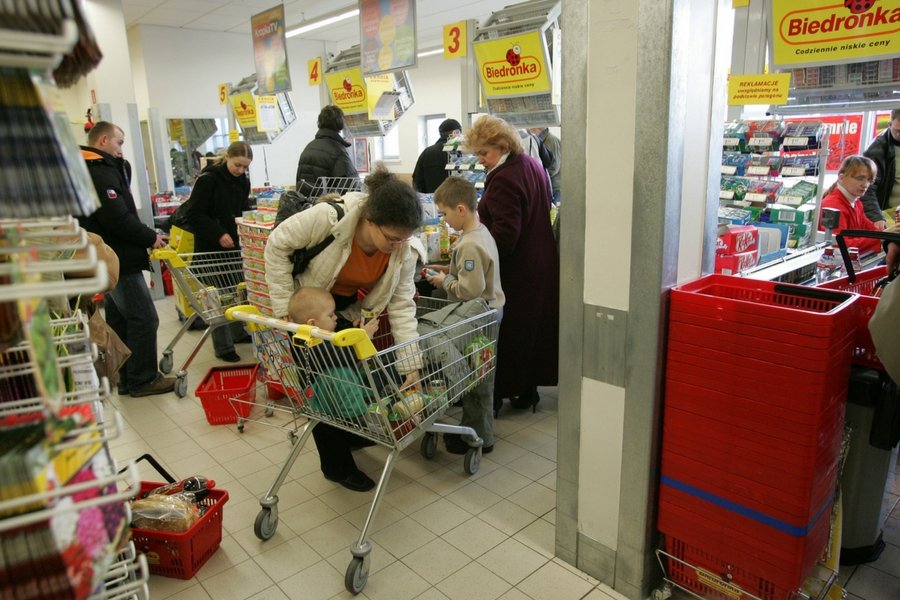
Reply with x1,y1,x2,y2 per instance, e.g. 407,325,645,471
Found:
425,177,505,454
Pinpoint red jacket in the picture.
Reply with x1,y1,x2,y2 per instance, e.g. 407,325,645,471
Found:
819,186,882,255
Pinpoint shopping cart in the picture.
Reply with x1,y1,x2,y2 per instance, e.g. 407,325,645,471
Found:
297,175,362,198
150,249,247,397
224,297,498,594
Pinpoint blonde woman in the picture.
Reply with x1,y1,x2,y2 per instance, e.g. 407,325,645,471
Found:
465,115,559,416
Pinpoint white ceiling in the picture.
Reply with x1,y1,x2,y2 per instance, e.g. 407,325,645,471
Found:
120,0,521,51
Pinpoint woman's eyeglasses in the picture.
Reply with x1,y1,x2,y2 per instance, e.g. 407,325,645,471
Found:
377,224,411,245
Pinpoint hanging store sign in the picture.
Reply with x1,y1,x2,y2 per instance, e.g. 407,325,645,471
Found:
365,74,396,120
325,67,368,114
257,96,278,132
359,0,417,76
251,4,291,94
727,73,791,105
444,21,467,59
474,31,551,98
308,57,322,86
229,91,258,128
770,0,900,68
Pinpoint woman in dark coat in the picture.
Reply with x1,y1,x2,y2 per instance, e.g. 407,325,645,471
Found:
465,115,559,414
182,141,253,361
295,105,358,194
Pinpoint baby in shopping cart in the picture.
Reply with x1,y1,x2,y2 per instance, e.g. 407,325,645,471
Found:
286,287,394,421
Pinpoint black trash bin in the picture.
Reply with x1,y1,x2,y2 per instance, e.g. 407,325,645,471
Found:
839,367,896,565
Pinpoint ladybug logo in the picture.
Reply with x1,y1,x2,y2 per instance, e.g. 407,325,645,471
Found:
505,44,521,66
844,0,876,13
343,78,353,92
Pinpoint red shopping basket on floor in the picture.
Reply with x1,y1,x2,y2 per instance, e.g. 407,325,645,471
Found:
195,364,258,425
131,481,229,579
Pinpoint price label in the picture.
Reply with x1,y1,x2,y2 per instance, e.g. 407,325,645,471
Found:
308,57,322,86
783,137,807,147
781,166,806,176
779,195,803,206
721,165,738,175
746,166,770,176
444,21,468,58
731,199,750,207
749,137,773,147
745,193,768,202
719,190,736,200
723,137,741,147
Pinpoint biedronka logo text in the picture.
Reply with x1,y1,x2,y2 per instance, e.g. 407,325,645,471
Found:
779,1,900,48
482,44,542,86
331,78,365,109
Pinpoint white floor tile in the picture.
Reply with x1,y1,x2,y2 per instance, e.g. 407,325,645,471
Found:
478,537,550,585
402,537,470,584
278,560,346,600
199,559,275,600
252,536,323,583
435,561,512,600
516,560,594,600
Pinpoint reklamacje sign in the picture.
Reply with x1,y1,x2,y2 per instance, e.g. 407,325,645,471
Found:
771,0,900,67
474,31,551,98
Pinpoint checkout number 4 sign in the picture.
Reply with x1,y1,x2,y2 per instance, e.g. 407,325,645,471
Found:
308,57,322,87
443,21,467,58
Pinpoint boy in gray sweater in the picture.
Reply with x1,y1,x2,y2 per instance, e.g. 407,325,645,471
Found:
425,177,504,454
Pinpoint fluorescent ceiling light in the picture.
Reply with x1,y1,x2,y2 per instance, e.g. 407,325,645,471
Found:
417,48,443,58
286,8,359,38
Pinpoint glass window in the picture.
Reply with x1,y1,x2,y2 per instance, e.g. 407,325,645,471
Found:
382,127,400,161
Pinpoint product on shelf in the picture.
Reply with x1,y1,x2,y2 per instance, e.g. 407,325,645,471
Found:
716,224,758,255
717,206,753,225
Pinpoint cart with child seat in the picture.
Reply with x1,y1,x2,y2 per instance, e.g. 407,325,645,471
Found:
224,297,499,594
149,249,247,397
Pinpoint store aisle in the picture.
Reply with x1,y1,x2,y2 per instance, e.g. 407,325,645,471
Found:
108,296,625,600
109,296,900,600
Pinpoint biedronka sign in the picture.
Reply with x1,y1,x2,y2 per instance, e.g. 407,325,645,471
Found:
770,0,900,68
473,31,551,99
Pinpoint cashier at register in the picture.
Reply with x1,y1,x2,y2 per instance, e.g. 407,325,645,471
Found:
818,155,882,256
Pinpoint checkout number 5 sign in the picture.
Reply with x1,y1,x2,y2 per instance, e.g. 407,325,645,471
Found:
444,21,467,59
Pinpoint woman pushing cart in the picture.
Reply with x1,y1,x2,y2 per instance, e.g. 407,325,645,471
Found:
224,298,498,594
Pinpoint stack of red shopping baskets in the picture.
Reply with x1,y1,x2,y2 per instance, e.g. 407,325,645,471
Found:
660,275,859,599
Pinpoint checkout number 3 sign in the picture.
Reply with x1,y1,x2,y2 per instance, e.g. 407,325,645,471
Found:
443,21,467,59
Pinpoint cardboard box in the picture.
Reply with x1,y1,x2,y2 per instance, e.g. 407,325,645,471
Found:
716,225,758,255
768,204,814,225
715,249,760,275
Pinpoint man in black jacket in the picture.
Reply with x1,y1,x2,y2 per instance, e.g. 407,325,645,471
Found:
412,118,462,193
295,105,358,194
861,109,900,228
80,121,175,397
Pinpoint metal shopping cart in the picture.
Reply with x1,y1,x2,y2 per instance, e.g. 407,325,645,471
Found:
150,249,247,397
224,297,499,594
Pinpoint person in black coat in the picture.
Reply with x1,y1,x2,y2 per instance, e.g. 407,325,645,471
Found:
181,141,253,362
860,108,900,228
80,121,175,397
295,105,358,194
412,118,462,193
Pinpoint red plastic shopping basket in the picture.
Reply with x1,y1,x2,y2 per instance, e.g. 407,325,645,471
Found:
195,364,258,425
131,482,229,579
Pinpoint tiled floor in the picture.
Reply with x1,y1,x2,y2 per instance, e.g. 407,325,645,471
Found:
109,297,900,600
108,296,626,600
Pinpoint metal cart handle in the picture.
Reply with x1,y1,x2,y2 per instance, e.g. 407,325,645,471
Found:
834,230,900,283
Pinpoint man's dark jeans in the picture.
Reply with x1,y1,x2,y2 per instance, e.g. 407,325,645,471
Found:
105,272,160,392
